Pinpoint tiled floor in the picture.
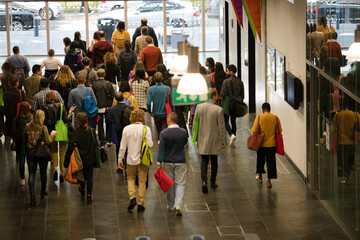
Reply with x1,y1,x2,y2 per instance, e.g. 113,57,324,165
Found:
0,115,350,240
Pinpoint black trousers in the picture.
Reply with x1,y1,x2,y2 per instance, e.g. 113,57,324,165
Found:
256,147,277,179
337,144,355,177
81,165,94,196
201,155,218,184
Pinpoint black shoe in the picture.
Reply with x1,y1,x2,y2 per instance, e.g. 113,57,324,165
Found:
30,195,35,206
87,195,93,204
59,174,64,183
116,168,123,173
53,170,58,182
211,183,218,189
41,190,48,199
78,186,85,197
127,198,137,211
202,185,208,193
137,205,145,212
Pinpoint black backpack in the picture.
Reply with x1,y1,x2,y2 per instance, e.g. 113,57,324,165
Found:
120,50,134,77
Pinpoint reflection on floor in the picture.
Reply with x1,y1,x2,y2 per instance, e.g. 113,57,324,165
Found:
0,116,349,240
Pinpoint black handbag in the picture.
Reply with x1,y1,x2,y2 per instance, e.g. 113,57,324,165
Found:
230,78,248,117
34,127,52,161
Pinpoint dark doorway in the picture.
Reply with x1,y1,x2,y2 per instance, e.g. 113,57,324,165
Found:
237,21,241,78
225,1,229,65
248,23,256,113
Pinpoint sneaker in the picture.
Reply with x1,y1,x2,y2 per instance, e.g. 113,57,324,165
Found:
202,185,208,194
89,11,93,15
20,179,26,186
211,183,218,189
59,174,64,183
127,198,137,211
78,186,85,197
175,207,182,216
167,205,175,212
229,134,237,147
105,141,113,146
137,205,145,212
53,170,58,182
41,190,48,199
87,195,93,204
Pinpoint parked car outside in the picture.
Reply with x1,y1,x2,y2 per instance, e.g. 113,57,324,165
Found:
0,3,39,31
97,0,201,30
13,1,63,20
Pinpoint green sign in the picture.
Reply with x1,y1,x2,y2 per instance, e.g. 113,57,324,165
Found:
173,87,209,106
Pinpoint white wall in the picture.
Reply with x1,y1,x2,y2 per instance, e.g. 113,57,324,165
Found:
266,0,307,175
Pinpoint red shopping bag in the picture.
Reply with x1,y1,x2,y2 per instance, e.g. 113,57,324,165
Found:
275,117,284,156
154,168,174,193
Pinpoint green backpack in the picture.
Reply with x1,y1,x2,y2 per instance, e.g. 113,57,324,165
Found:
141,125,153,167
54,103,68,142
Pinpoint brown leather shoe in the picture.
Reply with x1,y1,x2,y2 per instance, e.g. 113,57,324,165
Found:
256,176,262,183
267,180,272,188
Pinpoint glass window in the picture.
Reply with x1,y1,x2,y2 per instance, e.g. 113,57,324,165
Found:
6,2,47,55
0,4,7,55
50,1,85,55
165,0,202,52
126,1,164,52
206,0,220,51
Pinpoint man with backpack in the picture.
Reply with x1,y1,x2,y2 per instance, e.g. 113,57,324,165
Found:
33,78,64,111
117,39,137,81
132,18,158,48
92,68,115,146
68,74,97,122
92,31,113,69
105,92,133,172
5,46,30,89
75,57,98,87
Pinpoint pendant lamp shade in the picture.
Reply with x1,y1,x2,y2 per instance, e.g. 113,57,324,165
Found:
346,24,360,61
177,73,209,95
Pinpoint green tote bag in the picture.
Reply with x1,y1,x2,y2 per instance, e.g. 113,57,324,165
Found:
222,80,230,115
55,103,69,142
192,107,200,144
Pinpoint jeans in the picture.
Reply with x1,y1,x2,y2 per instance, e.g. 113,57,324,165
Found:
154,116,167,140
201,155,218,184
27,150,49,196
81,165,94,196
337,144,355,177
224,113,237,136
16,141,26,179
256,147,277,179
127,164,148,205
97,113,106,146
163,163,187,209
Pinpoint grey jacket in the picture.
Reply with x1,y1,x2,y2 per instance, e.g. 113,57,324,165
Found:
193,100,227,155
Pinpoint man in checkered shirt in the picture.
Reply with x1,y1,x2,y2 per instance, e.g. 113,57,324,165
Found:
33,78,64,111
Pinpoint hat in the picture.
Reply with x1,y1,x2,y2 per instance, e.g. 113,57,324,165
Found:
97,68,105,74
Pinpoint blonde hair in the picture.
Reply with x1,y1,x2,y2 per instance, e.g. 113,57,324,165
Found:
130,109,145,124
132,61,146,79
104,52,116,66
209,88,218,99
56,65,74,87
28,110,45,128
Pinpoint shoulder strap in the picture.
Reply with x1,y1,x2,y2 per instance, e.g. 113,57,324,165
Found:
18,90,22,103
53,90,56,96
166,87,169,103
86,87,89,96
257,115,261,133
275,116,280,133
143,125,146,141
126,94,131,100
59,103,63,121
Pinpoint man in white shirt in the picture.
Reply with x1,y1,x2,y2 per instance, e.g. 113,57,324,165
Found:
118,109,153,212
41,49,62,78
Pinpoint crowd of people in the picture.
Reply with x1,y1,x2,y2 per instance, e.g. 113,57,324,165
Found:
0,17,283,216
